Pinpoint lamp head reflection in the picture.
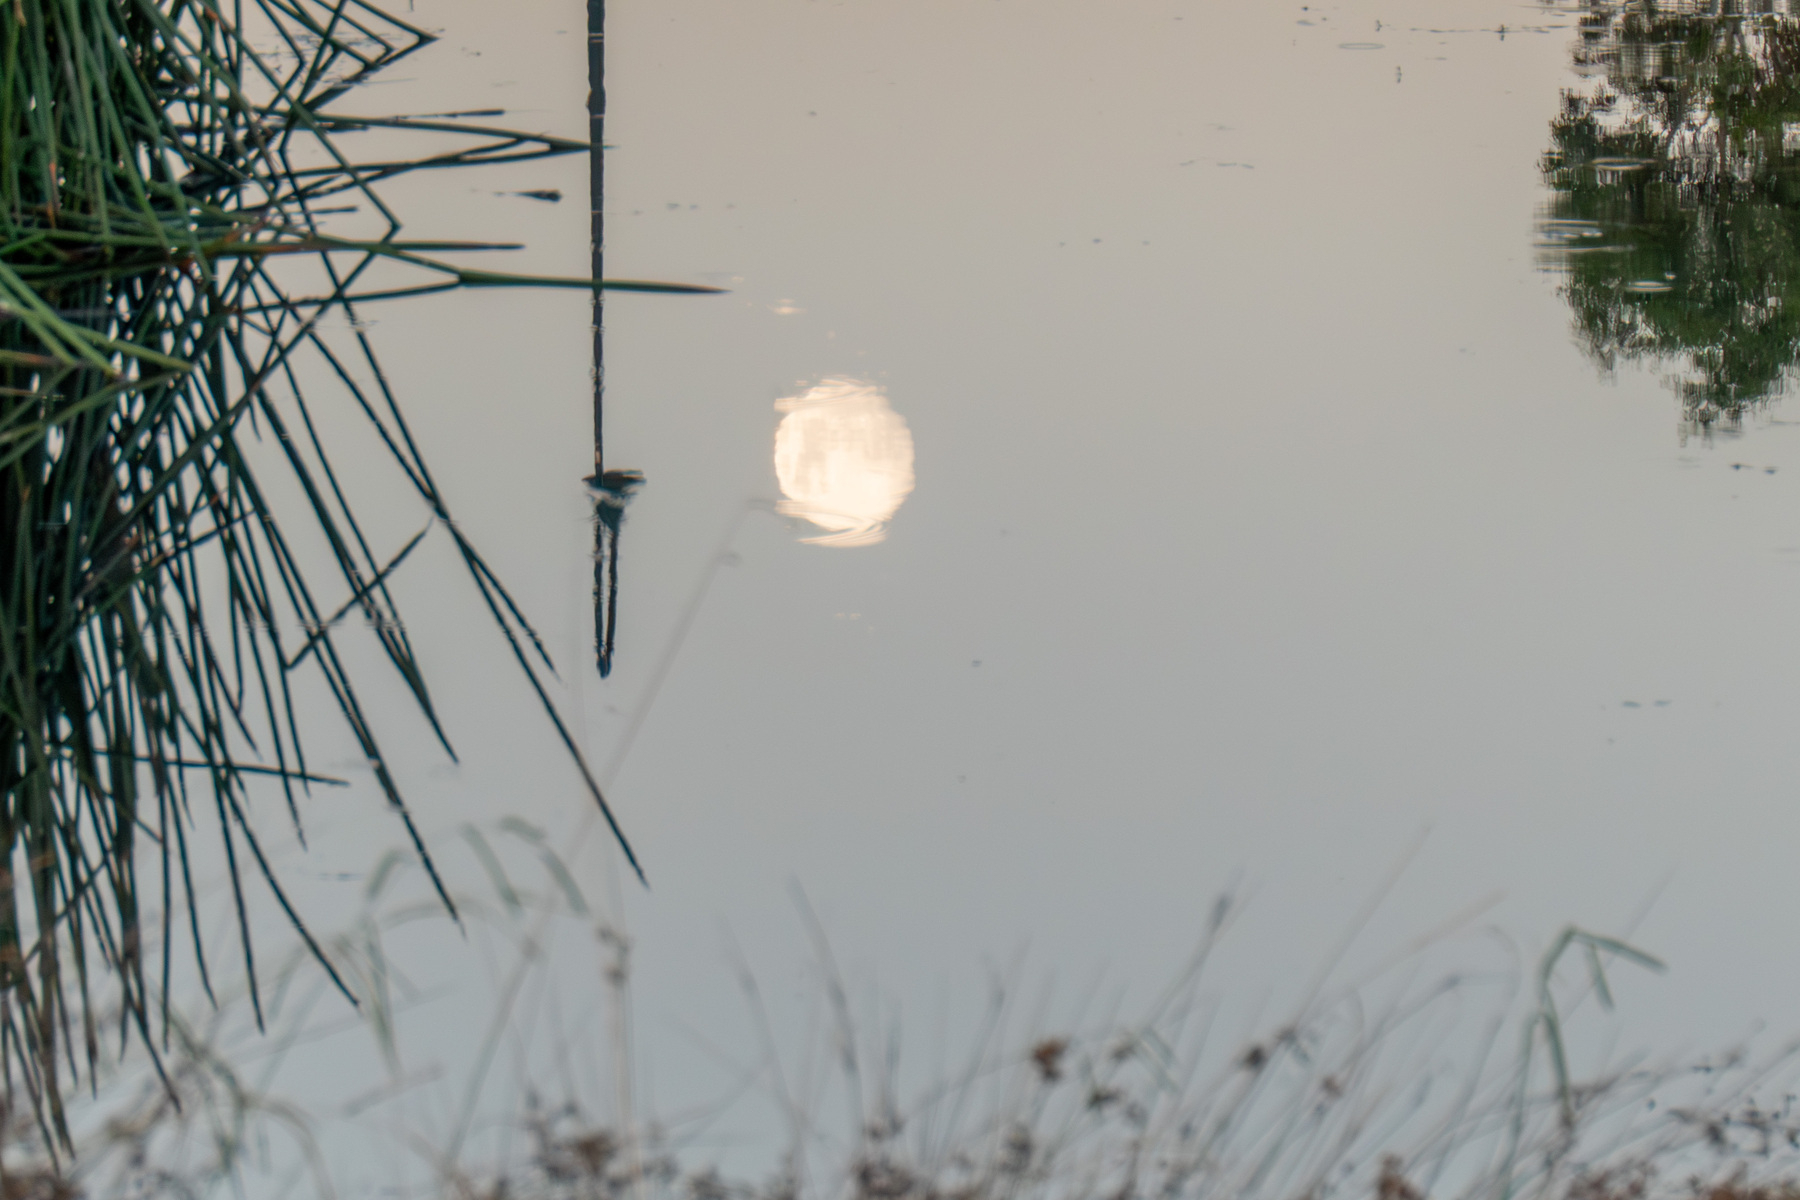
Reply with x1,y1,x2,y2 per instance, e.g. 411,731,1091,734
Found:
773,377,915,547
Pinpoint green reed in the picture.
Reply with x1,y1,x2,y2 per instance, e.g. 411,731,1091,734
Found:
0,0,675,1149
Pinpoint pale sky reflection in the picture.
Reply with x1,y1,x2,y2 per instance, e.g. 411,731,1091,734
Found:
772,377,915,547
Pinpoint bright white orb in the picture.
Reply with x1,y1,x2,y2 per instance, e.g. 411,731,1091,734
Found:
772,377,915,547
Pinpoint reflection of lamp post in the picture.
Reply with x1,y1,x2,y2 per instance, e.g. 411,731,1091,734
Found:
589,0,642,678
773,378,916,547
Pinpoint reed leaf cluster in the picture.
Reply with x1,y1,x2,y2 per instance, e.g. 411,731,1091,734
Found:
0,0,645,1148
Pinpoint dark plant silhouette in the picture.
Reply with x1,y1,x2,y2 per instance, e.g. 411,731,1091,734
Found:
0,0,721,1143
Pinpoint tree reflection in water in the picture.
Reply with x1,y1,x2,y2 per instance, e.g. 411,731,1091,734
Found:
1541,0,1800,438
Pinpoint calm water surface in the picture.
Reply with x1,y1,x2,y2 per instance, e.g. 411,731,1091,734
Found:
251,0,1800,1184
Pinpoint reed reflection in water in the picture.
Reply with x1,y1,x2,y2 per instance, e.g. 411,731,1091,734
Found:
773,377,916,546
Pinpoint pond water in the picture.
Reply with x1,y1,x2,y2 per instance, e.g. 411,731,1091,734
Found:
206,0,1800,1187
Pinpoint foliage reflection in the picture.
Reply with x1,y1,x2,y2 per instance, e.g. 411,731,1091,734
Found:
1542,0,1800,437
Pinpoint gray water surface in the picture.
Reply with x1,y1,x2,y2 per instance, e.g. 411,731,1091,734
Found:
217,0,1800,1186
600,0,1800,1035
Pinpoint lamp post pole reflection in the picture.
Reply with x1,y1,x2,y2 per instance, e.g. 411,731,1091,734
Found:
588,0,641,678
773,377,915,547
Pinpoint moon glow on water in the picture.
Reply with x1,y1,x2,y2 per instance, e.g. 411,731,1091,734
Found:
772,377,916,547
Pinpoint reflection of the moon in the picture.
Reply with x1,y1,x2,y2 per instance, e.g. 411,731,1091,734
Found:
772,377,915,547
